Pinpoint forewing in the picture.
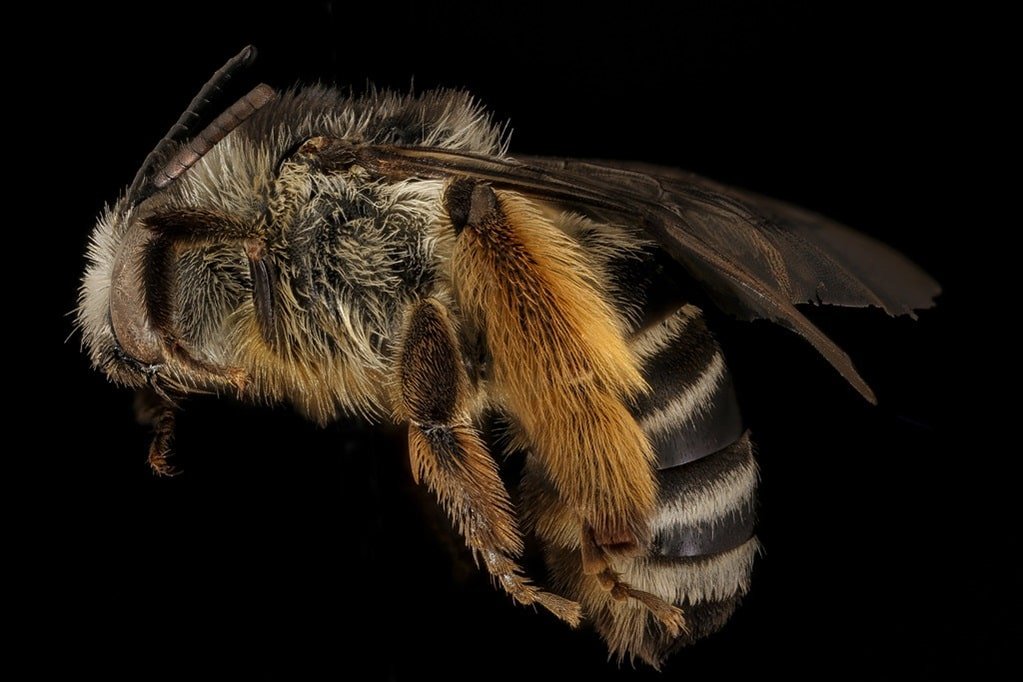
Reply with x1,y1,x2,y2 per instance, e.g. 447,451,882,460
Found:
531,159,939,317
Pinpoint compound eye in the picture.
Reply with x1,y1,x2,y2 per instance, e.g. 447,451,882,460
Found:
109,224,163,365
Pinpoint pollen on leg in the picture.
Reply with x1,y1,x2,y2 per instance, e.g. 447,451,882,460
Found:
450,182,657,553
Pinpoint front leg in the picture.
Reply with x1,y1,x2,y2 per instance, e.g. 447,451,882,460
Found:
134,387,179,477
395,298,581,626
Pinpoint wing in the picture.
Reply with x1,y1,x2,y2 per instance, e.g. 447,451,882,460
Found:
530,158,939,318
352,146,940,403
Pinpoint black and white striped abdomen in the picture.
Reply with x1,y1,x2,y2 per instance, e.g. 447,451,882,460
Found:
633,305,755,556
626,305,759,654
522,303,759,667
632,303,745,469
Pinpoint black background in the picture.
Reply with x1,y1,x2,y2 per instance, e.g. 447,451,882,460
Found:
34,1,1006,678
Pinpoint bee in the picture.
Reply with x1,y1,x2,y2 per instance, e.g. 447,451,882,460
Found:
77,46,938,667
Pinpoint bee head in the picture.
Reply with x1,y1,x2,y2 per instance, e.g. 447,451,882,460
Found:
78,197,259,392
77,47,274,392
